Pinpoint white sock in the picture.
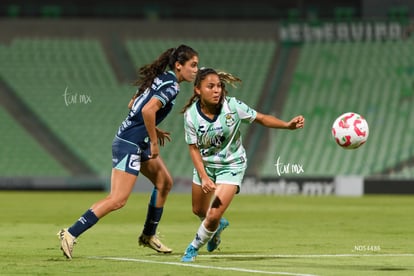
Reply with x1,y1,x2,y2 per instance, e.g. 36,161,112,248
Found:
191,220,216,249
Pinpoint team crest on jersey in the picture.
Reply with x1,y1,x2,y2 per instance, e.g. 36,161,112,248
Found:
225,113,235,127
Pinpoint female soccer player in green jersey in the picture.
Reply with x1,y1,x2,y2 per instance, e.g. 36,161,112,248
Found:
181,68,304,262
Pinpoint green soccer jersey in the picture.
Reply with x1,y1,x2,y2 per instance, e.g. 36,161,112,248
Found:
184,96,257,168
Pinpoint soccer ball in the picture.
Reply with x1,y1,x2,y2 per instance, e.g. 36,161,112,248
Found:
331,112,369,149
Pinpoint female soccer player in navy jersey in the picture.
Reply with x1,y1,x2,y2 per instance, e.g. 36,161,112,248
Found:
180,68,304,262
58,45,199,259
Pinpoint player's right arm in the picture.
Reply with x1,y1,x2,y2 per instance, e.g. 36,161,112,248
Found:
188,144,216,193
142,97,163,159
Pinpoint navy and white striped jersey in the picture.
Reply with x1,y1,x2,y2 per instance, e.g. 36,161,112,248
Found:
116,71,179,145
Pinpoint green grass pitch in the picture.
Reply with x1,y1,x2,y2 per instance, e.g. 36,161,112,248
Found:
1,191,413,275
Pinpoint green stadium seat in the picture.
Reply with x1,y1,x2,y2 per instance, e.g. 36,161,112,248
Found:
0,107,69,176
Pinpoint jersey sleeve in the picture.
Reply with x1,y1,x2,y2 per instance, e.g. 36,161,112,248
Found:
152,76,179,107
230,97,257,123
184,110,198,145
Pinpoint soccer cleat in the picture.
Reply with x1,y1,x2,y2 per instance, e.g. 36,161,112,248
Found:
207,217,229,252
57,229,77,259
138,234,172,253
181,244,198,262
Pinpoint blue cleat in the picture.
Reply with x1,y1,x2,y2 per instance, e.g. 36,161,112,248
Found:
181,244,198,262
207,218,229,252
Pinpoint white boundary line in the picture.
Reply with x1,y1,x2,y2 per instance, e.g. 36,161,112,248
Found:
199,253,414,258
89,256,318,276
89,253,414,276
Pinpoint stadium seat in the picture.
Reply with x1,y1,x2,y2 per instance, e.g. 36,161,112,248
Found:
0,107,69,176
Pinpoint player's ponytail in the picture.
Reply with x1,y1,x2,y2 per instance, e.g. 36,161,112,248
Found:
217,71,242,90
132,44,198,98
132,48,173,97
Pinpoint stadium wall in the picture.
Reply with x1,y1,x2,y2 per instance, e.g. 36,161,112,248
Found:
240,176,414,196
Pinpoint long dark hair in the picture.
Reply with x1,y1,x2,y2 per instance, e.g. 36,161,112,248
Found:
133,44,198,97
181,67,241,113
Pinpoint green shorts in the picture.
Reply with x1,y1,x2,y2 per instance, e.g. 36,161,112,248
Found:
192,165,246,193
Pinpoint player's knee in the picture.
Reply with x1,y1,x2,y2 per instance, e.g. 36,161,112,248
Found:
158,175,173,195
115,199,128,210
165,176,173,191
192,206,206,218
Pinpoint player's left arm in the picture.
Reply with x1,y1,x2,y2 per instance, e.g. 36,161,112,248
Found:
254,112,305,130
